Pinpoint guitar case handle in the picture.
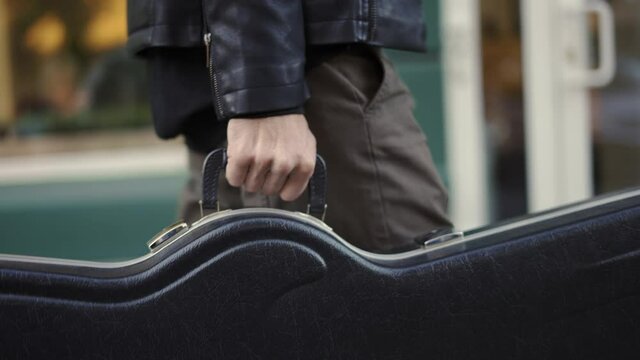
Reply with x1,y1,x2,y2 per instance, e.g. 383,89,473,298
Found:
200,148,328,220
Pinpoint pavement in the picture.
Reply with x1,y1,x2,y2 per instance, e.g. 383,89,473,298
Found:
0,128,187,185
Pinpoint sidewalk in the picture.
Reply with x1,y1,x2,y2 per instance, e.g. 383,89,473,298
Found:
0,129,187,185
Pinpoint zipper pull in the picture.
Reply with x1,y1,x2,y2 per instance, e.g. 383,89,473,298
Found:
204,33,212,68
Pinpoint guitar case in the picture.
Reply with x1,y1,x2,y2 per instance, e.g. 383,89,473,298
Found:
1,149,640,359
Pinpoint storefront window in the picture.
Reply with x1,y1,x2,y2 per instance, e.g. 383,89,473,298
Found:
1,0,149,139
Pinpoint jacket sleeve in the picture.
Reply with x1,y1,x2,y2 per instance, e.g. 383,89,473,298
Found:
203,0,309,121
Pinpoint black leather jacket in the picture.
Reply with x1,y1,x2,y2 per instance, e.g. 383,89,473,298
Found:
128,0,426,121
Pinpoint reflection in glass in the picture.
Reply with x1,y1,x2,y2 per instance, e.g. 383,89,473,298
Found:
593,0,640,194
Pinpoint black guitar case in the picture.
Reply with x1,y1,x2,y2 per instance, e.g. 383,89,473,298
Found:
1,149,640,359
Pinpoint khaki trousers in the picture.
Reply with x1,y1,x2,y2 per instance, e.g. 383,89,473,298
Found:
180,46,452,253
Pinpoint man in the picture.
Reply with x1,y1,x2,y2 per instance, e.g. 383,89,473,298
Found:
127,0,452,253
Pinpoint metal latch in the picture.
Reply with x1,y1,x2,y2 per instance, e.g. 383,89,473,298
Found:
414,228,464,247
147,221,189,252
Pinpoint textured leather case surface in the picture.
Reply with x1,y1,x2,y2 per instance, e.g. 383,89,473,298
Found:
1,190,640,359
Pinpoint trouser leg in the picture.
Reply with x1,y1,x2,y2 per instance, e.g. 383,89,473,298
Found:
302,47,452,252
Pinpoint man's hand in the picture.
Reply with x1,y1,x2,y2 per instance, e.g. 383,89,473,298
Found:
226,114,317,201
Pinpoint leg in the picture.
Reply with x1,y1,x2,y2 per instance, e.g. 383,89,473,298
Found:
304,46,452,253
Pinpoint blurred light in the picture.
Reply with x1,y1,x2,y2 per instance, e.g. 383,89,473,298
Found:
83,0,127,52
24,13,67,56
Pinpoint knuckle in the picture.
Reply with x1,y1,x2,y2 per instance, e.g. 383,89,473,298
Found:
299,160,316,175
232,154,252,167
254,153,273,168
281,189,302,202
280,183,305,202
272,161,294,175
226,174,241,187
280,191,295,202
252,154,266,166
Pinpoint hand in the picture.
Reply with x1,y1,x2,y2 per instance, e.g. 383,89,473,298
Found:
226,114,317,201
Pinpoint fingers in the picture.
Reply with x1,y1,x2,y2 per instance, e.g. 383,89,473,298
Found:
279,157,316,202
225,115,317,200
225,153,250,188
262,159,294,196
227,153,271,193
227,152,315,201
243,155,271,193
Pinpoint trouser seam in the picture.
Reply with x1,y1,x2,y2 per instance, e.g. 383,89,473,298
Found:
320,61,392,245
322,58,393,246
360,94,393,247
362,55,394,247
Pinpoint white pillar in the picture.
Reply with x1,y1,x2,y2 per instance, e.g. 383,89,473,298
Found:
520,0,603,212
441,0,490,229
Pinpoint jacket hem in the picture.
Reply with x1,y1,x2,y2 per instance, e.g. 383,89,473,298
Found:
220,82,310,121
305,18,426,52
372,15,427,52
127,24,203,56
129,19,426,55
305,19,368,46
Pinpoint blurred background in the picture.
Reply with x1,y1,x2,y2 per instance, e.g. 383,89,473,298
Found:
0,0,638,261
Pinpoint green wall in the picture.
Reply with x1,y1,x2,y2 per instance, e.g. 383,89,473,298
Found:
387,0,446,180
0,176,184,261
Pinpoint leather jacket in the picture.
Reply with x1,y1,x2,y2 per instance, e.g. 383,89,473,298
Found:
127,0,426,121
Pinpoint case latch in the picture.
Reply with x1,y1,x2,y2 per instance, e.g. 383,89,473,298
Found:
147,221,189,252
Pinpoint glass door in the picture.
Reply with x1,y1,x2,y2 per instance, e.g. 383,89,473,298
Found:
443,0,639,230
592,0,640,195
521,0,640,209
521,0,614,212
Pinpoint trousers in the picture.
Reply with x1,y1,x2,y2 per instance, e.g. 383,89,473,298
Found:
179,46,452,253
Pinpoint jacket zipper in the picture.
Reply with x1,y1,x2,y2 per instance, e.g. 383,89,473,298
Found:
368,0,378,41
202,2,225,119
